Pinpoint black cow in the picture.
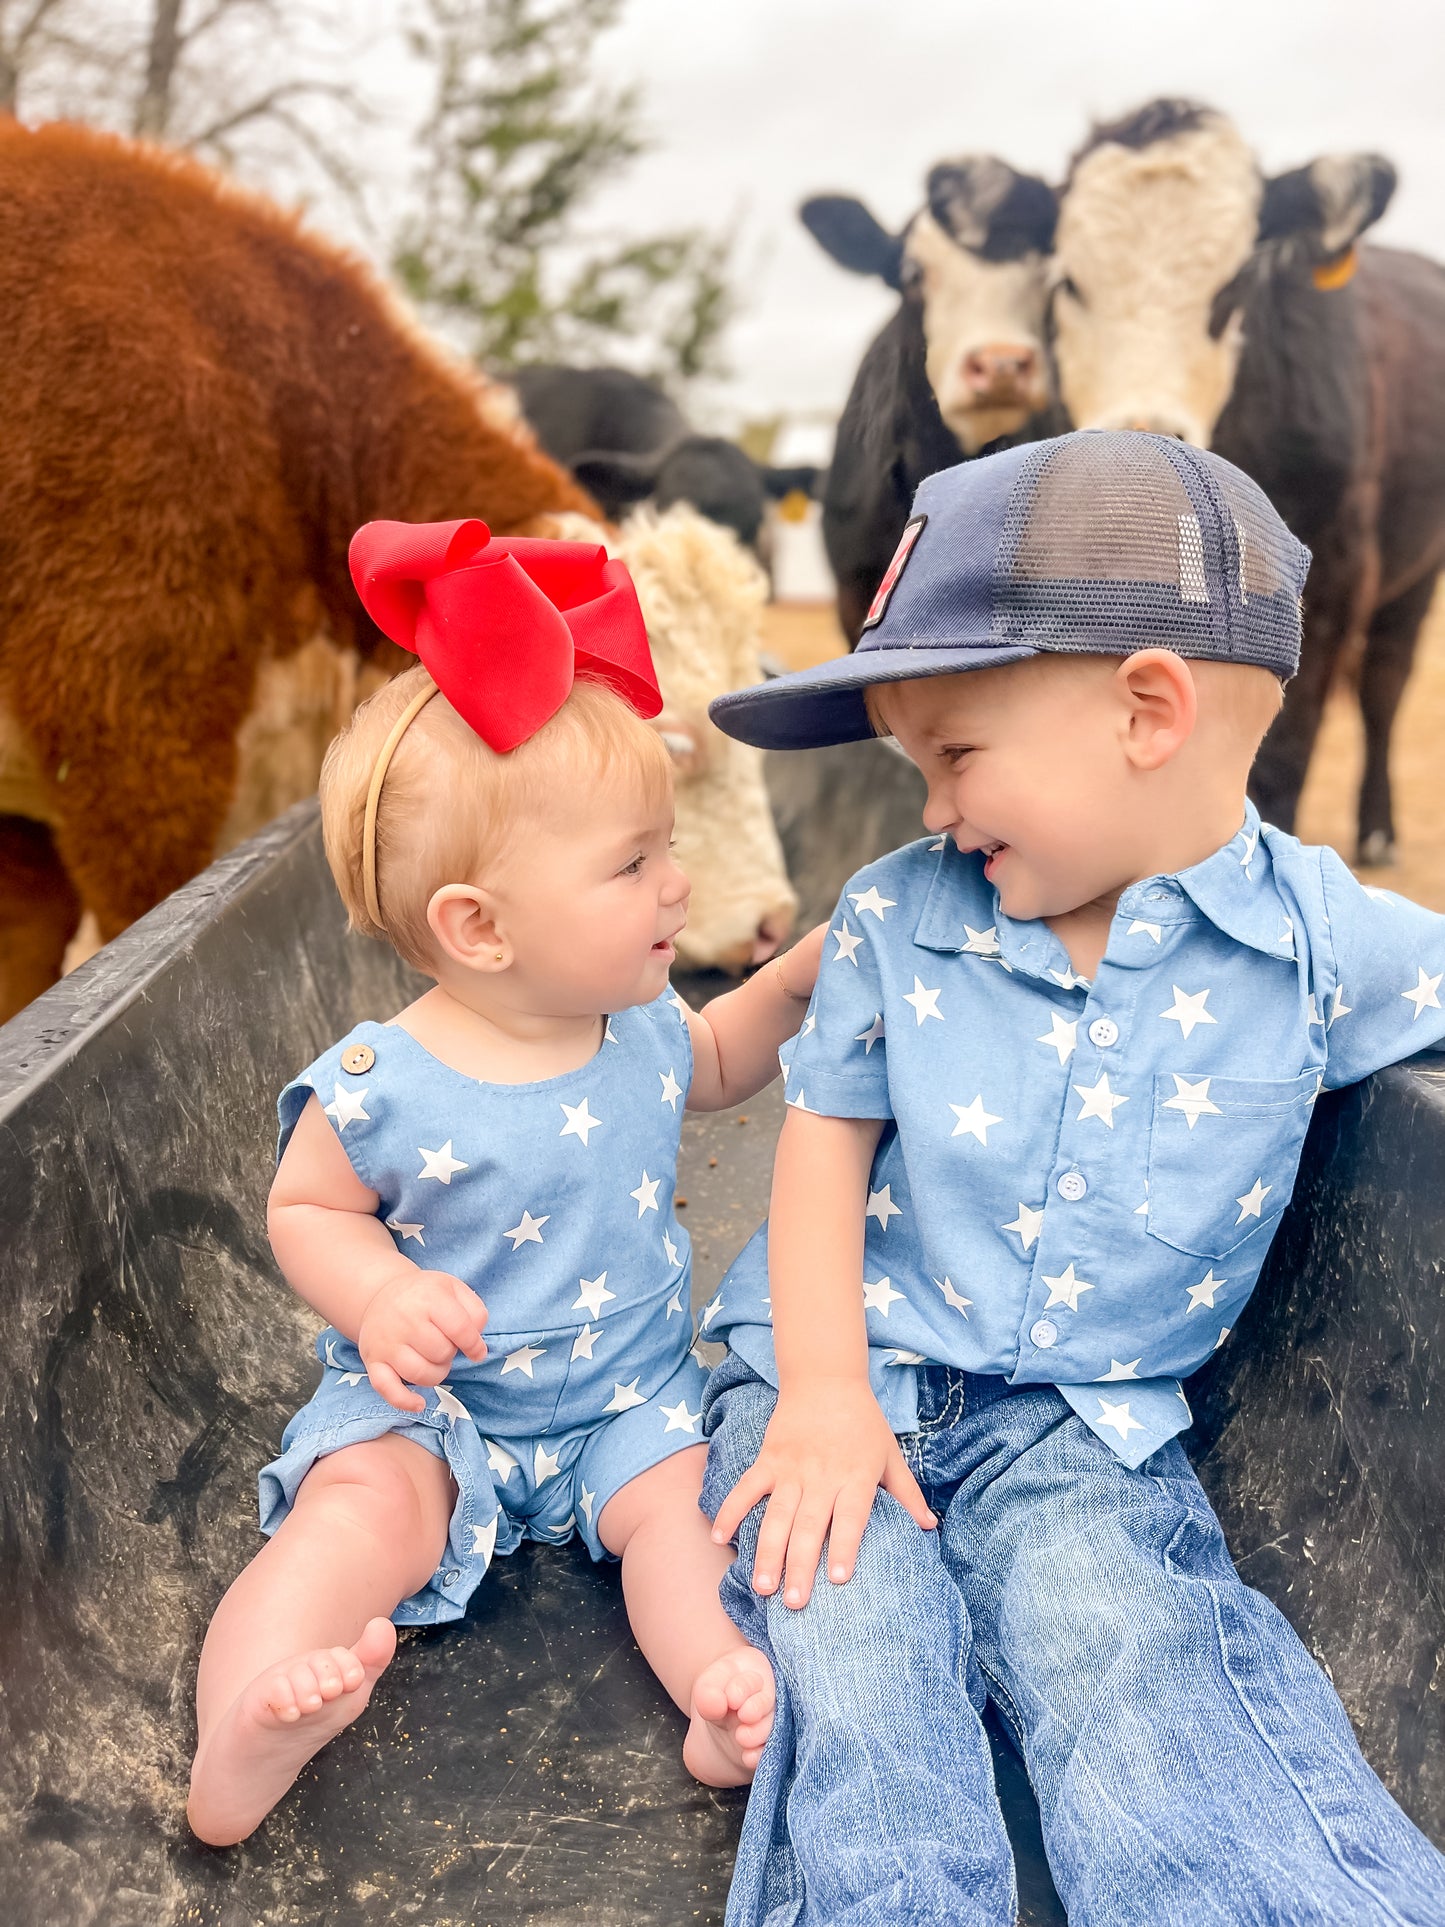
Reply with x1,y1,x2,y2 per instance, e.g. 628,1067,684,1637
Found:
803,158,1062,642
509,365,818,549
1053,98,1445,863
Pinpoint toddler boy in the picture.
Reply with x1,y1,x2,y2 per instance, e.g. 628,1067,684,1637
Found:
702,432,1445,1924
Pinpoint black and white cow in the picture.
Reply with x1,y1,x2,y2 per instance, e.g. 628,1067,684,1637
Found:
510,364,818,550
1051,98,1445,863
803,157,1062,642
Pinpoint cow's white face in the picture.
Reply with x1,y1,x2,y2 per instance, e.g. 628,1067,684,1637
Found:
904,211,1052,452
1051,121,1261,448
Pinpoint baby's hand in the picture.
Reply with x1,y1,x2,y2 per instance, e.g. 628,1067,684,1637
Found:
356,1270,488,1413
711,1378,935,1609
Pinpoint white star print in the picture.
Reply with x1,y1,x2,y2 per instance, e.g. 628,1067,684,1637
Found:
604,1379,647,1413
603,1016,620,1044
659,1067,683,1111
579,1485,596,1524
1402,966,1443,1020
419,1140,469,1184
1328,985,1352,1027
700,1293,723,1329
470,1518,497,1563
630,1171,662,1216
902,977,944,1025
1096,1359,1141,1381
1127,920,1163,944
534,1441,563,1484
1042,1262,1093,1311
1214,1326,1232,1350
1306,994,1326,1028
663,1231,681,1267
1002,1202,1045,1250
433,1384,471,1426
501,1343,546,1378
933,1276,973,1316
1159,984,1217,1039
665,1286,684,1317
832,921,864,965
503,1209,549,1248
1177,1388,1192,1421
1186,1270,1228,1312
800,1012,817,1036
1162,1074,1222,1130
929,836,947,851
963,924,1001,956
1036,1010,1078,1065
571,1323,601,1361
866,1184,903,1230
849,885,896,922
573,1272,616,1319
1049,965,1089,990
949,1095,1002,1145
886,1350,927,1366
324,1339,344,1370
862,1275,905,1315
661,1399,702,1434
855,1013,886,1053
1072,1071,1129,1128
1096,1397,1143,1441
386,1217,425,1245
668,989,689,1024
1235,1178,1272,1224
690,1342,710,1370
338,1368,367,1387
1279,916,1295,949
1239,827,1258,876
485,1439,518,1482
559,1097,602,1146
324,1081,370,1130
785,1088,814,1112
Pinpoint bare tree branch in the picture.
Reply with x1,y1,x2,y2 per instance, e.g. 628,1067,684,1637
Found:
134,0,184,137
187,75,361,150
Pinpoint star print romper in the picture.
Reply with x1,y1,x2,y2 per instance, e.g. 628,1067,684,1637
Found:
257,990,708,1626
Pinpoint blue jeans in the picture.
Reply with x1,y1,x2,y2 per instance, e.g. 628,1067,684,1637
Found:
701,1354,1445,1927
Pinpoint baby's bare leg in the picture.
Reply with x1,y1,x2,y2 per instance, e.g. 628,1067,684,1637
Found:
598,1444,774,1786
189,1433,455,1845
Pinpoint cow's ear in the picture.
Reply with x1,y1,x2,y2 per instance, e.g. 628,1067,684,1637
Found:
799,195,905,289
760,464,821,500
1259,153,1396,255
570,447,662,505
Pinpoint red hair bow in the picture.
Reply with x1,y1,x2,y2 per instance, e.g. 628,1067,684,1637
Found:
348,518,662,753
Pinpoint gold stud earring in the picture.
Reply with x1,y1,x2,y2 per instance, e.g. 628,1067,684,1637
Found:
494,951,504,962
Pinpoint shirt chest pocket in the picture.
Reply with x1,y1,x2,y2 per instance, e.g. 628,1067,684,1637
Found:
1145,1069,1319,1262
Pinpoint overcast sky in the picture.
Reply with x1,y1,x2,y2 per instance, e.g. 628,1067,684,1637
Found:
555,0,1445,431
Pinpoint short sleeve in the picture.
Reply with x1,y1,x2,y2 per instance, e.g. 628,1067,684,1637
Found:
1319,848,1445,1088
781,879,894,1120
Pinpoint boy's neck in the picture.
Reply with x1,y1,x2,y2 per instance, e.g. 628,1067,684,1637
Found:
1042,791,1250,981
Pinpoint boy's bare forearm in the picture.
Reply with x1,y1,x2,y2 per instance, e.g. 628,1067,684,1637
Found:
267,1197,416,1341
769,1109,884,1387
686,924,827,1111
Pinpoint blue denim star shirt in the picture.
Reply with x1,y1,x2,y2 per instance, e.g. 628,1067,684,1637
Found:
709,805,1445,1467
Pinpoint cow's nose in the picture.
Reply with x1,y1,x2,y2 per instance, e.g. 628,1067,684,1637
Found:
963,345,1037,395
750,904,795,967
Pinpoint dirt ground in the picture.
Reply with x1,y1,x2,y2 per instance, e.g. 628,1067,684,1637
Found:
762,590,1445,912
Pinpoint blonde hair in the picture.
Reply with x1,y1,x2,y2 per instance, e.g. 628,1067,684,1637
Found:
321,666,672,971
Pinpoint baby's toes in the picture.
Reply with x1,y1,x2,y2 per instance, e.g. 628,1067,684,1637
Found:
286,1658,329,1713
691,1669,732,1724
261,1672,302,1723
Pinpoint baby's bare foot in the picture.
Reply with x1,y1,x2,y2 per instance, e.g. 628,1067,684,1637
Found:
684,1643,775,1787
188,1617,396,1845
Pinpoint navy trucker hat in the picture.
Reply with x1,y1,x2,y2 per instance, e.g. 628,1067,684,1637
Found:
710,429,1311,751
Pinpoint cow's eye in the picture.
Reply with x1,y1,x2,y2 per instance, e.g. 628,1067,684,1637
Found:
1208,262,1252,340
1053,273,1084,307
899,255,924,295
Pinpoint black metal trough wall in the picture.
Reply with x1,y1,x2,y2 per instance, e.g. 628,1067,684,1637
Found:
1,796,1442,1925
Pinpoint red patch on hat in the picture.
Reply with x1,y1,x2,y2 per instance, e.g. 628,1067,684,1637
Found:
861,514,927,631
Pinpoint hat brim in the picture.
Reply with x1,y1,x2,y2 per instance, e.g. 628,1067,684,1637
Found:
710,641,1040,750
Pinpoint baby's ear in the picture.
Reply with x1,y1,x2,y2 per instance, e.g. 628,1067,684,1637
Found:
427,883,507,973
1117,649,1197,771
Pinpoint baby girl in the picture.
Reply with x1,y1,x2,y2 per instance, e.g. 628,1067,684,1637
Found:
187,519,821,1845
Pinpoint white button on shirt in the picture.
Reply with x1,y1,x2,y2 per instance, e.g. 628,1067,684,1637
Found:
712,805,1445,1469
1030,1319,1058,1349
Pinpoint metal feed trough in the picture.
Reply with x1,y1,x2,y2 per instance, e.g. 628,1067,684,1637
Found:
2,780,1443,1926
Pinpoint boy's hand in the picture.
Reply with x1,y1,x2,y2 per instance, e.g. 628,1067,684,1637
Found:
711,1377,935,1609
356,1270,488,1414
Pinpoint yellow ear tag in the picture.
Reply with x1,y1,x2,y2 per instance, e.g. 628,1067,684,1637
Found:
1312,245,1359,291
778,489,811,524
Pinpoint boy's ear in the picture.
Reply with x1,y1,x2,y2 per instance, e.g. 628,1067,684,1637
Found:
1116,650,1198,771
427,882,510,973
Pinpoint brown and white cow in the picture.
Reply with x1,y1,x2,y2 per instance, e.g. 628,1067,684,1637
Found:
801,158,1062,642
1051,98,1445,863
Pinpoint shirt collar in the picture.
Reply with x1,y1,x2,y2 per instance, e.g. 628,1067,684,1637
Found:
913,802,1295,967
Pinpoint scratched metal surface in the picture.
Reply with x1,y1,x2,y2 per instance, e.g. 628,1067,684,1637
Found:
4,799,1443,1925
